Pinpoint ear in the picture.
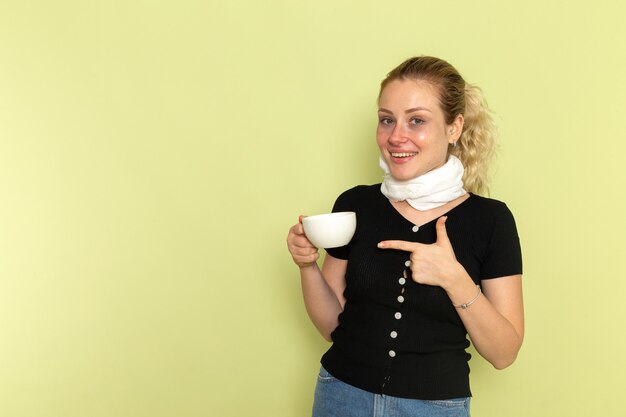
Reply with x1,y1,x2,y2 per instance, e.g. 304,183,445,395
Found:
447,114,465,144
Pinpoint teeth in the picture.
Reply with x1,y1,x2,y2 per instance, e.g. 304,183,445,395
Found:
391,152,417,157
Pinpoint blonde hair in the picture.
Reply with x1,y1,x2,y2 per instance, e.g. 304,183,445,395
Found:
379,56,497,194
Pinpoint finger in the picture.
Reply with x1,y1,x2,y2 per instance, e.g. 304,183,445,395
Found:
291,246,319,265
377,240,421,252
293,248,319,259
290,221,305,236
287,229,311,252
295,252,319,267
292,234,316,248
287,238,318,257
435,216,452,248
298,215,306,224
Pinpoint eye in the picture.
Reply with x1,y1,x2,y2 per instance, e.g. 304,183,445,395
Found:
379,117,394,126
409,117,424,126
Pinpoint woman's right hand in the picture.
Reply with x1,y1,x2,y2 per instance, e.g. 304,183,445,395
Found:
286,215,320,268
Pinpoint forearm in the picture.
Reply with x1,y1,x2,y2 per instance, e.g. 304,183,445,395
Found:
299,263,343,341
446,273,524,369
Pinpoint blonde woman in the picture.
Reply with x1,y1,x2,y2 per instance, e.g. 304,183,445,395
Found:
287,56,524,417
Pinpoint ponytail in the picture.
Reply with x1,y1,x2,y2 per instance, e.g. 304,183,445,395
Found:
450,84,497,195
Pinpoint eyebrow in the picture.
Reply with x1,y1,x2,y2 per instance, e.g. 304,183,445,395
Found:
378,107,432,114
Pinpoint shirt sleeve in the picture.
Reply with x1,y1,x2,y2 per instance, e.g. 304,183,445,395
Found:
324,189,354,260
480,203,523,280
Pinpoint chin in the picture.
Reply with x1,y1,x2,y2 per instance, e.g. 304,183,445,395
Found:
390,172,417,182
390,168,422,181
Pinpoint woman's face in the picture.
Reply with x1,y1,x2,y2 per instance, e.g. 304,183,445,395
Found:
376,78,462,181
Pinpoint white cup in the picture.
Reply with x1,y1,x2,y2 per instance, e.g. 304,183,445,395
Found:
302,212,356,248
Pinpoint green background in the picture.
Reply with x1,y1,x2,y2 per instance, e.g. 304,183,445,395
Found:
1,1,625,416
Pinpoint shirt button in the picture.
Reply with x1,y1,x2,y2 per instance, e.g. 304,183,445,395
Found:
404,260,411,267
389,350,396,358
397,295,405,303
394,312,402,320
398,277,406,285
390,331,398,339
412,225,419,232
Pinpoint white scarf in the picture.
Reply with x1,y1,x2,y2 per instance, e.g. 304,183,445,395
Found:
380,155,467,211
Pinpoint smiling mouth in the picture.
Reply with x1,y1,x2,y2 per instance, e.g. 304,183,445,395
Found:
390,152,418,158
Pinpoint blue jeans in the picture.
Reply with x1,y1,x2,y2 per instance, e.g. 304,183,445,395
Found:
312,367,470,417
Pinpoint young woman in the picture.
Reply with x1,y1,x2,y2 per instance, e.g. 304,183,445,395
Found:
287,56,524,417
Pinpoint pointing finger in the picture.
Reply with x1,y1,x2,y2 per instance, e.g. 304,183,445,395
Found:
377,240,422,252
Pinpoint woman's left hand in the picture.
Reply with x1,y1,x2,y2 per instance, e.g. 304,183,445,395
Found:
377,216,463,289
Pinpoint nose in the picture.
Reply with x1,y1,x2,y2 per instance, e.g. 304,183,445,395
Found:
388,124,408,145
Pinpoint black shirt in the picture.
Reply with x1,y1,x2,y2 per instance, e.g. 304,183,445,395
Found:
323,185,523,400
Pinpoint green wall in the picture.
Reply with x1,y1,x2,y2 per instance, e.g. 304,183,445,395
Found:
1,1,625,416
